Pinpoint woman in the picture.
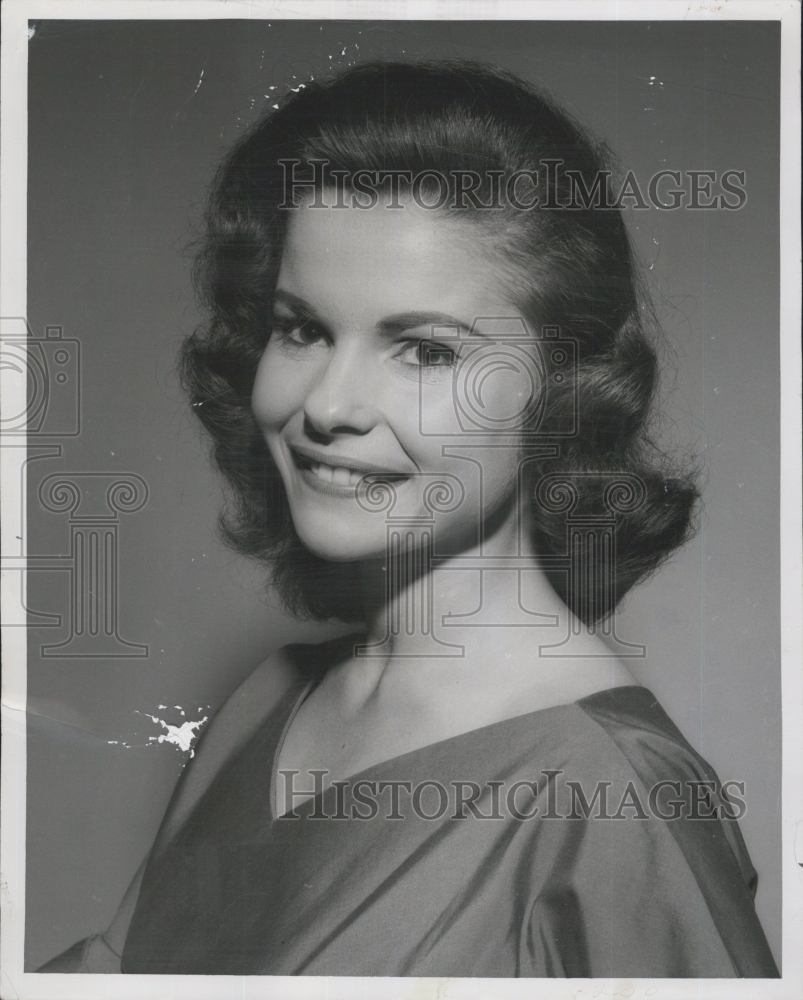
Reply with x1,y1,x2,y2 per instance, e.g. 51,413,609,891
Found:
42,60,779,978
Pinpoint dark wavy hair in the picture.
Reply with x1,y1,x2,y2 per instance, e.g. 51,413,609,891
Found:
182,60,699,626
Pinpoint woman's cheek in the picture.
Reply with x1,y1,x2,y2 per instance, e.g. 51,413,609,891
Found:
416,382,465,437
252,354,303,429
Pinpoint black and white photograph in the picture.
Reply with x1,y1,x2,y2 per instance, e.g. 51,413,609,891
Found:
1,2,801,998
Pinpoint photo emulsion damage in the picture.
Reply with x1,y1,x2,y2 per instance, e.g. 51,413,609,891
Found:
1,6,799,998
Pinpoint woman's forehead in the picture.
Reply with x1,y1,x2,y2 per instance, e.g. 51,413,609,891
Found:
277,199,515,323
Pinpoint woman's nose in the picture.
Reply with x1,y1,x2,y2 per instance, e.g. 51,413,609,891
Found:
302,345,382,437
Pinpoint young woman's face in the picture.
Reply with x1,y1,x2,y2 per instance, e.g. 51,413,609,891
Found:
252,196,542,562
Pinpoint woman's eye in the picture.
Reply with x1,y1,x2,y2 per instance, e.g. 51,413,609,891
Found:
272,317,326,347
398,340,457,369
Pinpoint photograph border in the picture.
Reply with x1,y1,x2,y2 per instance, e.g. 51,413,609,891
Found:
2,1,801,998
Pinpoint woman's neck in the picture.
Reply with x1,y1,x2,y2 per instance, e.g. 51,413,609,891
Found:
347,506,628,702
279,511,638,787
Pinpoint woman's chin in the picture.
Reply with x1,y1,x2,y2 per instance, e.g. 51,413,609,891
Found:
294,526,386,565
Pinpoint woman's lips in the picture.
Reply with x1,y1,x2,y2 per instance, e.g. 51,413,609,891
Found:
307,462,365,487
288,445,411,495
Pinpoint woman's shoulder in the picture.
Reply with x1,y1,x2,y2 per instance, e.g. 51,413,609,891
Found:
229,631,361,708
501,684,698,777
571,684,718,785
36,635,358,973
149,633,359,857
200,631,361,756
522,685,779,977
559,684,737,811
561,685,761,899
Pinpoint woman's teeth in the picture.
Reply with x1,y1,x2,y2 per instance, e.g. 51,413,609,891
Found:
310,463,364,487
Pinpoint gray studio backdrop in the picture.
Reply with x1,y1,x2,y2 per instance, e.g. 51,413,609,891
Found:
25,19,780,970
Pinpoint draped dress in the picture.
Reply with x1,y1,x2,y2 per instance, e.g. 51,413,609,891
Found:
41,638,779,978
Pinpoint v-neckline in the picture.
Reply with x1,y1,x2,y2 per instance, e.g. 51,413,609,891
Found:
269,677,319,821
267,678,647,822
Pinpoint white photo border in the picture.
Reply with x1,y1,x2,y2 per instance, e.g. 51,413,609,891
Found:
2,2,801,998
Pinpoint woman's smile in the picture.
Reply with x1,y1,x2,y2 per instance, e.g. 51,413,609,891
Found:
288,443,413,496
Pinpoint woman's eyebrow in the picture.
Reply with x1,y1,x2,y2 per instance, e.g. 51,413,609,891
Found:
271,289,318,316
377,312,478,338
272,296,481,338
271,296,483,341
